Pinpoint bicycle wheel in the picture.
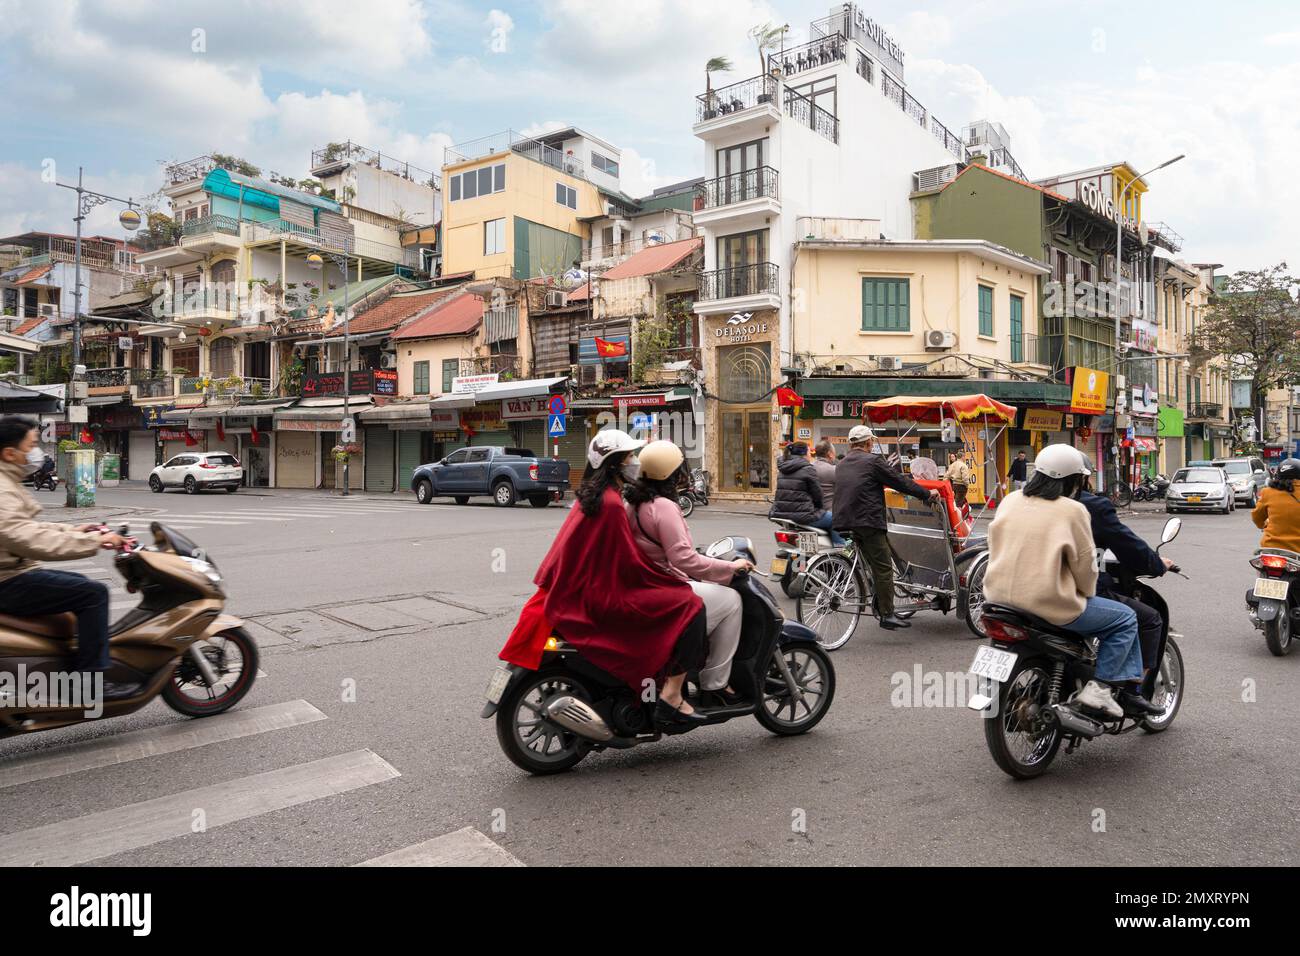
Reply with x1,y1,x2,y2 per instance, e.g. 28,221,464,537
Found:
795,551,869,651
1110,481,1133,508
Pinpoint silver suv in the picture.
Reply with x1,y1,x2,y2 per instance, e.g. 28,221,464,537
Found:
1213,457,1268,507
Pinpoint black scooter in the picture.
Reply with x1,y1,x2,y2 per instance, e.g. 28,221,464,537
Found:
483,535,836,774
22,457,60,493
1245,548,1300,655
967,517,1186,779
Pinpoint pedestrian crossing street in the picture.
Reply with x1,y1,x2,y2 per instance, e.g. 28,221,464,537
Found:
0,698,523,867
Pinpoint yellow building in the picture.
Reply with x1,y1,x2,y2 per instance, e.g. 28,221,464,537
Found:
441,128,623,280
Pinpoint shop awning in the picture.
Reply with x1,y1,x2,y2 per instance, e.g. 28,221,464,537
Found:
471,376,567,402
430,393,476,410
0,331,40,355
1132,438,1157,452
82,395,127,407
274,398,373,421
359,401,431,423
800,377,1073,406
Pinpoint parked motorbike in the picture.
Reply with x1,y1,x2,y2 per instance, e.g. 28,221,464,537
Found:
1245,548,1300,655
676,468,710,517
21,457,60,493
967,517,1185,779
1132,474,1170,502
0,522,258,739
484,536,836,774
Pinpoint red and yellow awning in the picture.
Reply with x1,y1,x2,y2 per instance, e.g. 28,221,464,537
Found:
863,394,1018,425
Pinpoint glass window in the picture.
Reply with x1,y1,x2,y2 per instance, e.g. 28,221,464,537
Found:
208,338,234,378
413,360,430,395
478,167,493,196
461,171,477,200
445,449,469,464
1009,294,1024,361
494,164,505,192
449,175,461,201
978,285,994,337
591,152,619,177
207,454,238,465
467,449,491,463
719,343,770,403
861,278,910,332
442,358,458,392
484,218,506,255
555,183,577,209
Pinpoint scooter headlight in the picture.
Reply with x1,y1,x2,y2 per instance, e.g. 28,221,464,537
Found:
182,555,223,586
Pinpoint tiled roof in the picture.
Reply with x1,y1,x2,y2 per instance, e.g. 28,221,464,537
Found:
13,264,53,285
943,164,1069,203
565,281,591,302
12,316,48,336
349,288,464,335
392,292,484,341
598,237,702,281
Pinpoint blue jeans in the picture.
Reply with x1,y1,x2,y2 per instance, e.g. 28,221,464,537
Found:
1065,595,1141,683
809,512,847,547
0,569,110,671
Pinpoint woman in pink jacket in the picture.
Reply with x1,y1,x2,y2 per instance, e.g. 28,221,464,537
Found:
625,441,753,705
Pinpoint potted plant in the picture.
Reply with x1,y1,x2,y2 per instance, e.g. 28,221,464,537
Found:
703,56,732,118
330,442,362,463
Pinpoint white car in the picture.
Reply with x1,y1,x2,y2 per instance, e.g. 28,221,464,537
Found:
149,452,243,494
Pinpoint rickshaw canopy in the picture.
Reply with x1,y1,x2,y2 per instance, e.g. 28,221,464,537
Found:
863,394,1017,425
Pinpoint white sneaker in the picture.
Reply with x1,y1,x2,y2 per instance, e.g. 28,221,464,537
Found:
1072,680,1124,719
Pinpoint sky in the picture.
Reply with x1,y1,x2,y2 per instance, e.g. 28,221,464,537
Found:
1,0,1297,273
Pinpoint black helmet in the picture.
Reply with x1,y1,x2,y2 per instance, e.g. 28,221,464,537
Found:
1276,458,1300,481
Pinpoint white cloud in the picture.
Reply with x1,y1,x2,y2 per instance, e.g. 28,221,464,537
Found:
486,9,515,54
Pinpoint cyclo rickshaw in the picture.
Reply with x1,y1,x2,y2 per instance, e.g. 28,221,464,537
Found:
794,394,1017,650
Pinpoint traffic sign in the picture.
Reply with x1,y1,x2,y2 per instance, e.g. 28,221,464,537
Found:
548,394,567,416
548,414,567,437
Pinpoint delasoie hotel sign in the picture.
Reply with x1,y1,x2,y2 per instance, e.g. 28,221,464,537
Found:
714,311,770,344
840,3,905,79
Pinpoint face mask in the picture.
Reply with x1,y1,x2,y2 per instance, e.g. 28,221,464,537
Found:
22,446,44,476
620,458,641,482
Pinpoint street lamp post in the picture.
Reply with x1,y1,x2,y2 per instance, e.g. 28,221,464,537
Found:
307,244,353,495
1113,155,1184,347
55,167,141,371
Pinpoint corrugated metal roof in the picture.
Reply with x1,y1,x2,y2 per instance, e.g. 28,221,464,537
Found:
598,237,701,281
391,292,483,340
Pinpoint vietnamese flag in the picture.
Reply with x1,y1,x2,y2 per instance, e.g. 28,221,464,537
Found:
595,337,627,358
776,387,804,408
216,420,226,442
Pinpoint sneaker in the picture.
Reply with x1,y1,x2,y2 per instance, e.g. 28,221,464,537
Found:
1072,680,1124,719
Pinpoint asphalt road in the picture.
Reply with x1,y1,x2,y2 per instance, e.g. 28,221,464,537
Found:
4,482,1297,867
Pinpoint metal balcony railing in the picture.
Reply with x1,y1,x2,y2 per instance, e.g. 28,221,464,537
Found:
783,87,838,143
696,75,779,123
84,367,131,388
1013,333,1061,367
310,141,439,188
699,262,779,301
766,33,847,77
181,214,241,238
1188,403,1223,420
697,166,779,209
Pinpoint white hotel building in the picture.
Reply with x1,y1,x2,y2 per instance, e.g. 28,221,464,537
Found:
692,3,999,496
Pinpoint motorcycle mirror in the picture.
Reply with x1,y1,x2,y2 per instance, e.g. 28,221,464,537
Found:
1160,516,1181,546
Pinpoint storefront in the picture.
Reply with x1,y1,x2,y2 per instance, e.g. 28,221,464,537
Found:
358,401,457,493
700,310,779,497
1157,406,1185,475
272,398,372,490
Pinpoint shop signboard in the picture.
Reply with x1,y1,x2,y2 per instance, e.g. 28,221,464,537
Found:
302,370,396,398
141,404,176,428
1131,384,1159,416
501,396,549,420
452,374,498,395
1133,417,1157,438
823,400,844,417
1069,366,1109,414
277,418,344,432
461,407,505,431
1023,409,1063,432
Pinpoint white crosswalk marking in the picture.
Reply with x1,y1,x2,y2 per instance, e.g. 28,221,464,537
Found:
0,748,400,866
0,700,326,790
356,827,525,867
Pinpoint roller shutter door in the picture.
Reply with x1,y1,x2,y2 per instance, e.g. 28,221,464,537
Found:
162,439,190,464
128,431,157,480
515,419,547,457
557,414,593,478
275,431,316,488
470,430,513,449
396,431,422,493
364,428,396,493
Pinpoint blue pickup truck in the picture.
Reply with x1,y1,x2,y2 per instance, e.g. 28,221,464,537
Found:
410,446,571,507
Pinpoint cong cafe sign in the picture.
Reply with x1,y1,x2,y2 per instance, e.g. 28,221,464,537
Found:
1078,180,1139,232
714,311,770,344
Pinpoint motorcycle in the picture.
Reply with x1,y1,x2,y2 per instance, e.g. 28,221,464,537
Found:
1244,548,1300,655
21,458,60,493
676,468,710,517
769,517,837,598
1132,474,1170,502
483,535,836,774
967,517,1185,779
0,522,258,738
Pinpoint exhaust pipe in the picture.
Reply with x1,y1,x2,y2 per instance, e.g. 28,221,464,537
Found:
1049,703,1104,738
543,695,614,742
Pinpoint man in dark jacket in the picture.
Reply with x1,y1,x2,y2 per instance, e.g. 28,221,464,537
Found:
1077,460,1172,682
770,443,845,545
832,425,939,629
1010,451,1029,490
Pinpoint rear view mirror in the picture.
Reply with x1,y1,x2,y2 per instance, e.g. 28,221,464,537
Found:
1160,517,1181,545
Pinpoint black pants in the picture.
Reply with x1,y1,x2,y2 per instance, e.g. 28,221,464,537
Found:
848,527,897,616
0,569,111,671
1104,589,1162,672
665,608,709,677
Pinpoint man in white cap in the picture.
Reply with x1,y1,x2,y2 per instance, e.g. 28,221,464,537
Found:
832,424,939,629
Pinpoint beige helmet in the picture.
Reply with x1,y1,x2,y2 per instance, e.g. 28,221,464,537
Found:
638,440,685,480
847,424,876,444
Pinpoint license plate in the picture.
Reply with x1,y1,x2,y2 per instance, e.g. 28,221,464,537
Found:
1187,496,1202,503
969,645,1017,682
796,531,818,551
485,665,512,704
770,556,789,576
1254,578,1289,600
548,486,560,491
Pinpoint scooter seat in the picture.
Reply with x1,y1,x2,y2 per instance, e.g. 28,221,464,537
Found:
982,604,1084,642
0,612,76,639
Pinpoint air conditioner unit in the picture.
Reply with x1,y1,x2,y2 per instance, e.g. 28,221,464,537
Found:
925,330,957,351
380,353,397,369
877,356,904,371
38,304,57,318
546,290,566,308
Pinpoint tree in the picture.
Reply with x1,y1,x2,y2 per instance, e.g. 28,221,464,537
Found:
747,21,786,72
704,56,732,95
1191,262,1300,433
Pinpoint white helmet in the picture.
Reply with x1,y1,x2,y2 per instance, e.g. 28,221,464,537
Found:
587,428,645,469
1033,443,1089,479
